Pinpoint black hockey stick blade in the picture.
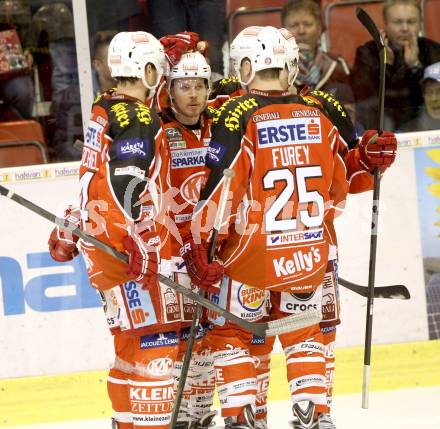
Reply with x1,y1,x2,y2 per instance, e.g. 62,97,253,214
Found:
356,8,384,48
0,184,320,337
339,278,410,300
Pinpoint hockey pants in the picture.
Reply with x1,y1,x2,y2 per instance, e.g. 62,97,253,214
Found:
107,331,179,429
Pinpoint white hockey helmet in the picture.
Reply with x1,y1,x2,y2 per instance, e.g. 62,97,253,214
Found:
230,26,286,86
279,28,300,87
107,31,166,91
168,51,211,89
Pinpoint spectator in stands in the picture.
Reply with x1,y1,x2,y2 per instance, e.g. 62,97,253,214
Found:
0,0,34,119
351,0,440,131
401,62,440,131
91,30,116,96
148,0,225,80
281,0,355,117
33,2,82,161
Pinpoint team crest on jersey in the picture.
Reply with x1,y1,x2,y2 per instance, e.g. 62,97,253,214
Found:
180,171,206,205
237,284,266,312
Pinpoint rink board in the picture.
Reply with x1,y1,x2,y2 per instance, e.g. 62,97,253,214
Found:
0,133,438,380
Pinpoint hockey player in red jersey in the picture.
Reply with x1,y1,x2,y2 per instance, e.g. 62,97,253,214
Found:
155,49,221,429
180,26,397,429
48,31,185,429
245,28,397,429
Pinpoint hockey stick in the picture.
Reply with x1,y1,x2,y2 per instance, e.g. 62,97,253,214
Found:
0,184,320,337
356,7,386,409
338,278,410,300
170,168,235,428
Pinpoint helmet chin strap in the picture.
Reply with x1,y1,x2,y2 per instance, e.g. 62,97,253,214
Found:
288,64,299,87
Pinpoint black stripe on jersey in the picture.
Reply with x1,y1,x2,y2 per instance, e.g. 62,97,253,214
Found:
309,89,358,149
102,98,160,221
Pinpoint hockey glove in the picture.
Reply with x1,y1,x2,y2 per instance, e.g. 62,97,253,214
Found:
180,236,223,293
48,206,80,262
123,230,160,289
359,130,397,173
160,31,200,66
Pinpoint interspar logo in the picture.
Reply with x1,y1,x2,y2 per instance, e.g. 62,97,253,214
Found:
267,229,323,246
273,248,321,277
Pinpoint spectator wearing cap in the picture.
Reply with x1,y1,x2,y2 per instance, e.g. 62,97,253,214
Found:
401,62,440,131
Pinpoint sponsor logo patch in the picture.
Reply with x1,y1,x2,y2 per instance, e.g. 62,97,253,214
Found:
257,117,322,147
85,120,103,150
206,141,226,166
171,148,207,169
267,228,323,246
114,165,145,179
117,139,149,159
140,332,179,349
165,127,184,142
237,284,266,312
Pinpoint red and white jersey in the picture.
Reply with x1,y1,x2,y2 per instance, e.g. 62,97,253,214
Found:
192,90,350,293
157,108,214,260
79,90,165,290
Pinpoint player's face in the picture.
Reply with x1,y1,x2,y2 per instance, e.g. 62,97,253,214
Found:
385,4,420,47
284,10,321,50
423,80,440,120
170,78,208,119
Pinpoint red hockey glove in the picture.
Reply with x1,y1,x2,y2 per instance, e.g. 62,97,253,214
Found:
180,236,223,293
359,130,397,173
123,230,160,289
160,31,200,66
48,206,81,262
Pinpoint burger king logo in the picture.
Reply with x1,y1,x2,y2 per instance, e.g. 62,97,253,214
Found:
238,284,266,312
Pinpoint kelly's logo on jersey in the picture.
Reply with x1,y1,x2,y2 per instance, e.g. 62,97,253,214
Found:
117,139,149,159
257,117,322,147
171,148,207,169
237,284,266,312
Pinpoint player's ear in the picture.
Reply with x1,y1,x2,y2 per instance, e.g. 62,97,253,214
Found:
240,58,252,81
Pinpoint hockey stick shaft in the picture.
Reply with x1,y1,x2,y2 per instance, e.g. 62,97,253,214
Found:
338,278,410,300
0,184,318,337
356,7,386,409
171,169,235,428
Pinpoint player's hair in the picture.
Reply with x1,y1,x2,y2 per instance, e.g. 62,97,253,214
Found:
383,0,421,22
281,0,321,27
256,68,282,80
114,76,139,84
92,30,117,60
